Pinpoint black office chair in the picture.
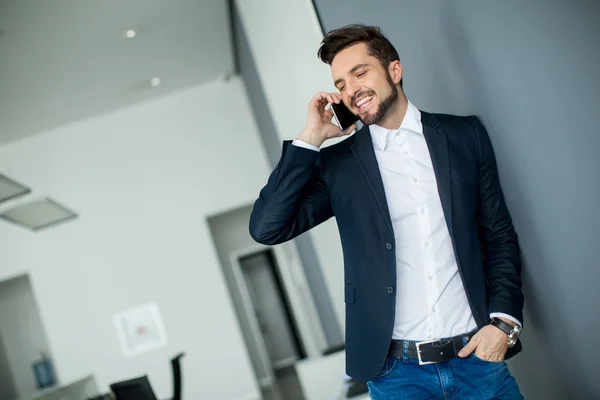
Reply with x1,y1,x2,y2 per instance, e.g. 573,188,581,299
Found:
110,352,185,400
110,376,157,400
87,395,114,400
170,352,184,400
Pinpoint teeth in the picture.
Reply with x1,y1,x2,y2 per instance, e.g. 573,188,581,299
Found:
356,96,373,108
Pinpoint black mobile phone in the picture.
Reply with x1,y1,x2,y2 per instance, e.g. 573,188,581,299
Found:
331,101,360,131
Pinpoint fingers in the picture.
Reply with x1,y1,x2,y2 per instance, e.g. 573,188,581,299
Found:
458,335,480,358
324,109,334,121
329,92,342,104
311,92,343,106
327,123,356,140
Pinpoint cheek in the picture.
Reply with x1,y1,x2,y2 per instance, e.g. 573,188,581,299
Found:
364,83,381,101
343,94,352,107
375,83,390,98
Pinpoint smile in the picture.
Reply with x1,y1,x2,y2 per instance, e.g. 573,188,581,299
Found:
355,95,374,112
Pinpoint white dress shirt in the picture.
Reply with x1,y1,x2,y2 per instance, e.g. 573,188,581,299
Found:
293,101,520,340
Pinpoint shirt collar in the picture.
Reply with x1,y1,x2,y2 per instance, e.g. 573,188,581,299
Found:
369,100,423,151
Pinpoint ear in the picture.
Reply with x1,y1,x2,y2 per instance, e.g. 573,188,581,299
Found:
388,61,403,85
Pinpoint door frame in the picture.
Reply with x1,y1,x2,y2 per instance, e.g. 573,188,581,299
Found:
228,241,327,376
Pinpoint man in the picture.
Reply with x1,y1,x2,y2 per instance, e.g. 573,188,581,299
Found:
249,24,524,399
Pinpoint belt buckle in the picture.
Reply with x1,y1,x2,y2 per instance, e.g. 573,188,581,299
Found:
415,339,438,366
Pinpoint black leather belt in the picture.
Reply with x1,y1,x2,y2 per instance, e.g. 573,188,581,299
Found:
388,330,477,365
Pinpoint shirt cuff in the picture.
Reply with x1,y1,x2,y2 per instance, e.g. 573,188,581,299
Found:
489,312,522,328
292,139,320,152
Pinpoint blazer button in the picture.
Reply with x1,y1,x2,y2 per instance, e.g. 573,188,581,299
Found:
386,242,393,250
386,286,394,294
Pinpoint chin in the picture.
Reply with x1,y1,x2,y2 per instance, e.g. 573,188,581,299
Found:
356,107,375,123
360,109,380,125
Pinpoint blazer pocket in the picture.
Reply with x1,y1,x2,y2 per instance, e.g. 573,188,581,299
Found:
345,285,356,304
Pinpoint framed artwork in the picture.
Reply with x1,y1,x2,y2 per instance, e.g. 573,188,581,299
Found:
113,302,168,357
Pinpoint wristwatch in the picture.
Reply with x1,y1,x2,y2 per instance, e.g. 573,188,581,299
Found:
490,317,521,348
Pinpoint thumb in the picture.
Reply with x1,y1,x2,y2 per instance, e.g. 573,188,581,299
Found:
342,124,357,135
458,336,479,358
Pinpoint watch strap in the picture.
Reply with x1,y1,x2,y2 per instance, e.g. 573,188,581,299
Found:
490,317,514,335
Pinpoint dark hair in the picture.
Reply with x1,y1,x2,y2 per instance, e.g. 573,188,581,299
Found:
318,24,402,87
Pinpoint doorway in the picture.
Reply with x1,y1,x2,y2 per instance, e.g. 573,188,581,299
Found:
0,274,54,399
238,250,307,400
0,330,18,400
207,204,326,399
239,250,306,369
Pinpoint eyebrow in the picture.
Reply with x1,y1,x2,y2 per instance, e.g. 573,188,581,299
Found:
334,63,370,88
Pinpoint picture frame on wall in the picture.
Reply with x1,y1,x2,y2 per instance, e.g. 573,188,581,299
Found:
113,302,168,357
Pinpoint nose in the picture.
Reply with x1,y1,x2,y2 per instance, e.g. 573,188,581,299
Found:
346,82,359,100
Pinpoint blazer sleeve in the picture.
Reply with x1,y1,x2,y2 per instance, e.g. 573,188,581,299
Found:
473,116,525,325
249,141,333,245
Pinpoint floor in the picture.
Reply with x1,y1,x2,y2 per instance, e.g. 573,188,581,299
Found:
262,366,371,400
262,366,306,400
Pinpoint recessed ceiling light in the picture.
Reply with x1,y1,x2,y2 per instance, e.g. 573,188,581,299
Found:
150,77,161,87
125,29,137,39
0,198,78,231
0,174,31,204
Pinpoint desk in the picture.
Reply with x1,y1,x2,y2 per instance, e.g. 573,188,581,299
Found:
25,374,98,400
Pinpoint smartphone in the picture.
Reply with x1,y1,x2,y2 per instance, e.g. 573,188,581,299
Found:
331,101,360,131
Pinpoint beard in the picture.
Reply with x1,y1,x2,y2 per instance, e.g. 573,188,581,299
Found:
353,74,399,126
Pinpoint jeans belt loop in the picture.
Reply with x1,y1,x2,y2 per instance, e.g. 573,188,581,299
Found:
402,340,409,361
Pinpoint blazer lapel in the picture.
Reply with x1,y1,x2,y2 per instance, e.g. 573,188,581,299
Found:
349,125,394,233
421,111,454,237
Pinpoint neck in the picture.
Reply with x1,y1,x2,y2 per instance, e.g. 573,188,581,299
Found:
377,92,408,130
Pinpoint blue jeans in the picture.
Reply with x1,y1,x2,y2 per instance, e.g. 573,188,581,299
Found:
367,339,523,399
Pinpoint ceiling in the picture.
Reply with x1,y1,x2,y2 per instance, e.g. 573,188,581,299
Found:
0,0,234,145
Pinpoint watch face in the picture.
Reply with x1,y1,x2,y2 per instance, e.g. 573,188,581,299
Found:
512,325,522,337
507,326,521,348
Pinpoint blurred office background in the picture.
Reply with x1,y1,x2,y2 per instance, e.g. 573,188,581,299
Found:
0,1,598,399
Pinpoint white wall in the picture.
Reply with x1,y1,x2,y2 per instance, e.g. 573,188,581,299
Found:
234,0,346,333
0,275,51,399
0,77,271,400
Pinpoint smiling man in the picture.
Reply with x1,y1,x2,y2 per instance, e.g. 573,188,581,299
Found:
250,24,524,399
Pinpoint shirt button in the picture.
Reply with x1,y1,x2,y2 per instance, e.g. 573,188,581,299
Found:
420,208,426,214
412,177,418,184
428,276,433,281
424,242,429,247
386,286,394,294
386,242,393,250
402,150,408,156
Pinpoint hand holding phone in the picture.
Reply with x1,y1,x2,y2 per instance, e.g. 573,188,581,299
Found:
331,101,360,131
298,92,357,148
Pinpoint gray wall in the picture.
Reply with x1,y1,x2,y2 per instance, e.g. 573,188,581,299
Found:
230,0,344,349
313,1,600,398
0,330,18,400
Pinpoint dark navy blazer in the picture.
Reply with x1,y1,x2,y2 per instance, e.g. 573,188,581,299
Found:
249,111,524,382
